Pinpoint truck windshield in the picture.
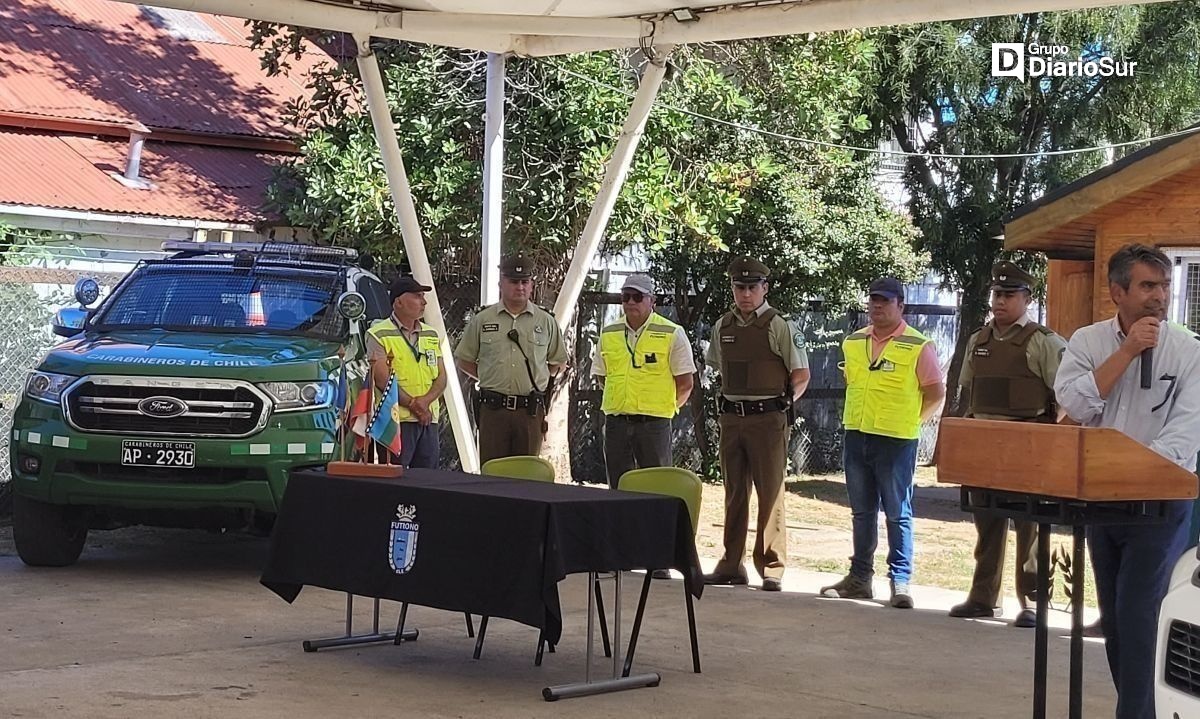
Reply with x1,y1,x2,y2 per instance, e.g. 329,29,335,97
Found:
92,262,346,341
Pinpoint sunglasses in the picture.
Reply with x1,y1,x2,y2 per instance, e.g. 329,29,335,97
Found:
621,291,646,303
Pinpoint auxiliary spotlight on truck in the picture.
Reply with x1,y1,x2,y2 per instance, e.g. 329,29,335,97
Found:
9,242,389,566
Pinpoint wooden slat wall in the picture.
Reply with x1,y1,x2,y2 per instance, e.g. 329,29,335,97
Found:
1091,184,1200,321
1047,259,1093,338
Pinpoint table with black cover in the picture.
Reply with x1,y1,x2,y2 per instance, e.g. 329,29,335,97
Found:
260,468,703,699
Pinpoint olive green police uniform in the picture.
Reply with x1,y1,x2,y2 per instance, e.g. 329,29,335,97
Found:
704,258,808,588
455,254,567,464
951,262,1067,624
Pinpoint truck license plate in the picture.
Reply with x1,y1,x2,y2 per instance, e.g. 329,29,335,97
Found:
121,440,195,468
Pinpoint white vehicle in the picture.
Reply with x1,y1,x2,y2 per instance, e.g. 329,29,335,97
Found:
1156,544,1200,718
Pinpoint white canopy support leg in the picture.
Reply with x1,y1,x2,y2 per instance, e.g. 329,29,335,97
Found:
481,52,506,307
551,46,673,334
355,37,480,473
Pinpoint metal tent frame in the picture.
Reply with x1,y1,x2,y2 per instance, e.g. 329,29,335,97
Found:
109,0,1160,474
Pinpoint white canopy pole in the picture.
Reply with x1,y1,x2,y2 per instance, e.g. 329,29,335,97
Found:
355,37,479,472
552,47,673,334
480,52,505,307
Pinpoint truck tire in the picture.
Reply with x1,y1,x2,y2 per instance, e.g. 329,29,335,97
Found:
13,494,88,567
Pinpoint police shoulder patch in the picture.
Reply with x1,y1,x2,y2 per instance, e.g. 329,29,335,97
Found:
792,331,805,349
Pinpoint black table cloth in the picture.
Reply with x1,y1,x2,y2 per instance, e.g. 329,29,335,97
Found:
260,468,703,644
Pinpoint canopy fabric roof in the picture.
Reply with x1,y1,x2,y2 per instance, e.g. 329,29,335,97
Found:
116,0,1170,56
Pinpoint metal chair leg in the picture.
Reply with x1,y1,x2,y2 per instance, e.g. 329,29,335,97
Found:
393,602,410,645
622,572,654,677
473,616,490,659
684,580,701,673
535,631,546,666
594,575,613,659
465,612,475,638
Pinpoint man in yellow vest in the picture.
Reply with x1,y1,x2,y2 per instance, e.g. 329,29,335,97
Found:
821,277,944,609
592,273,695,489
703,257,810,592
366,275,447,468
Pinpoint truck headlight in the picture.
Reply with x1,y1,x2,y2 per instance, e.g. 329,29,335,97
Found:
259,381,334,412
25,371,75,404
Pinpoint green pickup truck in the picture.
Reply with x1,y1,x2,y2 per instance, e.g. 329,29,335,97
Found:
9,242,389,566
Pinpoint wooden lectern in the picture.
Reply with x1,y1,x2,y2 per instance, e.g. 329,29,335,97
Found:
937,417,1197,500
937,417,1197,719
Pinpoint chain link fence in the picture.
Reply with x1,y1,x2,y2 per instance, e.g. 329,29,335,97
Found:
0,261,133,515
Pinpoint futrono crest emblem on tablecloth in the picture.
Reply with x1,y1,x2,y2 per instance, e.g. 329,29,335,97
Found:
389,503,419,575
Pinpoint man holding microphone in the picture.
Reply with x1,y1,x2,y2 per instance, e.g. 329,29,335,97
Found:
1056,243,1200,719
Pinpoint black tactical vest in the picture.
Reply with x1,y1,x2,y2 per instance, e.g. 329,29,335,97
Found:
969,321,1054,419
717,308,789,396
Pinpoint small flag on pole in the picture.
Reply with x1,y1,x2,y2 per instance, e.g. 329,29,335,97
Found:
348,385,372,452
369,374,404,458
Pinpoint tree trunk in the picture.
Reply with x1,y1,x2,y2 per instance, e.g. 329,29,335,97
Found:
944,272,991,418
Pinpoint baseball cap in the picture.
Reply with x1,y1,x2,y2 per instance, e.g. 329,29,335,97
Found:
868,277,905,302
389,275,432,301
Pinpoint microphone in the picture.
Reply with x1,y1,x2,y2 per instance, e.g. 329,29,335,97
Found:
1140,348,1153,389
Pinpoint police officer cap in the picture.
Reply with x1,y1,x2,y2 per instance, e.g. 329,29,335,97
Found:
389,275,432,301
500,253,535,279
991,261,1034,292
727,257,771,282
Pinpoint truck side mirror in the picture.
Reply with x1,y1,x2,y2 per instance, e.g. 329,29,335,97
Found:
52,307,88,338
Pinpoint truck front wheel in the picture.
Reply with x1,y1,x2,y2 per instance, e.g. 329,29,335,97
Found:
13,494,88,567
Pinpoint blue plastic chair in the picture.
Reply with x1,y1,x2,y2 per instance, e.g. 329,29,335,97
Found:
617,466,704,675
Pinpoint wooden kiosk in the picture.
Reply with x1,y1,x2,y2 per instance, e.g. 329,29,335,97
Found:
938,418,1197,719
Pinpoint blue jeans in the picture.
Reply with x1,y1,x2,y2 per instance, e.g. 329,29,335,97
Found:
394,422,440,469
1089,499,1192,719
842,430,918,584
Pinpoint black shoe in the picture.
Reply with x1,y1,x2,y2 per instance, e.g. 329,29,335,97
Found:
703,572,749,586
948,600,997,618
761,577,782,592
1012,609,1037,628
650,569,672,580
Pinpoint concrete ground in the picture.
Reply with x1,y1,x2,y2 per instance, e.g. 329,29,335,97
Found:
0,525,1114,718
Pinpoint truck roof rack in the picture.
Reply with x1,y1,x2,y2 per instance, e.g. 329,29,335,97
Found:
160,241,359,263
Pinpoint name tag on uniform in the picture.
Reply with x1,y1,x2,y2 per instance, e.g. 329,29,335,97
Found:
973,347,990,357
482,323,500,332
880,360,896,372
721,336,736,343
426,349,437,366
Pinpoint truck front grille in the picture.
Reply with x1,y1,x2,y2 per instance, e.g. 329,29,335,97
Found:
1166,619,1200,698
65,376,268,438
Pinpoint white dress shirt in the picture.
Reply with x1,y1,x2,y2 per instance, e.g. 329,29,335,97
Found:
1055,318,1200,471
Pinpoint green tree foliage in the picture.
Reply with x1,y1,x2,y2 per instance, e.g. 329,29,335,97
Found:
866,5,1200,412
249,27,921,306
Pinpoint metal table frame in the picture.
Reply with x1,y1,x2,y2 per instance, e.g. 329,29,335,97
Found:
543,570,662,701
960,486,1170,719
301,593,419,652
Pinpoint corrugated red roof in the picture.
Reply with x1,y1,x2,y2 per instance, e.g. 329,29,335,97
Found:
0,0,332,139
0,129,287,223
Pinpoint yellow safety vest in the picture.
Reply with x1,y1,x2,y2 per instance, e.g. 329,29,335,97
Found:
599,312,680,419
841,325,931,440
367,318,442,423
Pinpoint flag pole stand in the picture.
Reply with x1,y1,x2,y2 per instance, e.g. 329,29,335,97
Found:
329,366,404,479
